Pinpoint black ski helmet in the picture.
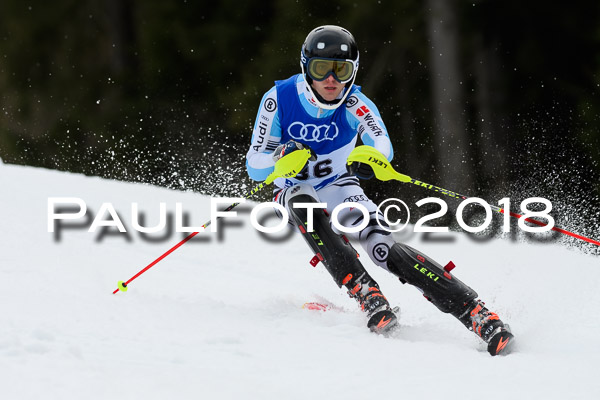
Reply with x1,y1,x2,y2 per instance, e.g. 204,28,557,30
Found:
300,25,359,109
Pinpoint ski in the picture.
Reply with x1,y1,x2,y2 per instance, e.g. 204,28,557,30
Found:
302,300,513,356
302,301,400,315
302,302,332,311
302,301,346,312
487,325,515,356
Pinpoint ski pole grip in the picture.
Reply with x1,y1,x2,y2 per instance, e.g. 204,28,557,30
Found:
347,146,411,182
266,148,312,184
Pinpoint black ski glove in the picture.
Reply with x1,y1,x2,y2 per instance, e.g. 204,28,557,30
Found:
272,140,317,163
347,161,375,180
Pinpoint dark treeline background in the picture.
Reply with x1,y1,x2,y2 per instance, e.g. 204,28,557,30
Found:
1,0,599,246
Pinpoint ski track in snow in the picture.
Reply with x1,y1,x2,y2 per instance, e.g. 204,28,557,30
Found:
1,164,599,400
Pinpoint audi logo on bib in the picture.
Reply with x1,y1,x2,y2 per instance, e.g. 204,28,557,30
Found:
288,121,339,142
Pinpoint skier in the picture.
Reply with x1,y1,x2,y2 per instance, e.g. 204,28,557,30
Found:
245,25,514,355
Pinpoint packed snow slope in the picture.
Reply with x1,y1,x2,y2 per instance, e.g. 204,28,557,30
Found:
1,162,599,400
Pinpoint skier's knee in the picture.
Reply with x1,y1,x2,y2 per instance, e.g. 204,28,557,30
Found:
285,185,330,228
331,204,366,237
387,243,477,313
364,235,396,270
284,184,320,205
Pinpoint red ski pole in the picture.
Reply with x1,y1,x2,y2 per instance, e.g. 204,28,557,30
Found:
112,181,267,294
113,147,313,294
406,178,600,247
347,145,600,247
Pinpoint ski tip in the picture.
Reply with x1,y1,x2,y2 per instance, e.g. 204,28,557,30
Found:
302,302,330,311
368,309,399,337
487,329,515,356
117,281,128,293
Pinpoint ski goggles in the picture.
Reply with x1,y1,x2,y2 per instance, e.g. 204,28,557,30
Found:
306,58,357,83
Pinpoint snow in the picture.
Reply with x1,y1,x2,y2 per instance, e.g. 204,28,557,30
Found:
1,163,599,400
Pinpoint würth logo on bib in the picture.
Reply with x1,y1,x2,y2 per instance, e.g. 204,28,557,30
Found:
356,105,370,116
288,121,339,142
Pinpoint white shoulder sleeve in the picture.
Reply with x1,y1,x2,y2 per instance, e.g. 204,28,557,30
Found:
345,92,393,161
246,87,282,181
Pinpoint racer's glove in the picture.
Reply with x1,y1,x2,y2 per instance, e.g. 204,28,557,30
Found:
272,140,317,163
347,161,375,180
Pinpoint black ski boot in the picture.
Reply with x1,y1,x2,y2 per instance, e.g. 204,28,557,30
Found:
454,299,515,356
344,273,398,335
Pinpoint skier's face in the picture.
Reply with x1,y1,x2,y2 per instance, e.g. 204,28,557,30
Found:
311,75,344,102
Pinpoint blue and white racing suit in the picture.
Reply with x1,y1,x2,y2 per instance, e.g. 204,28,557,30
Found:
246,74,396,269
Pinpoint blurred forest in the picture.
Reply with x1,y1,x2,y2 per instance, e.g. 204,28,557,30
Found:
1,0,599,244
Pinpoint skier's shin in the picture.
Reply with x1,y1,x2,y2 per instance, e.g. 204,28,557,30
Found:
387,243,478,314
